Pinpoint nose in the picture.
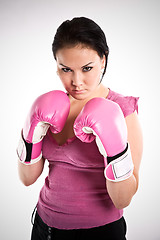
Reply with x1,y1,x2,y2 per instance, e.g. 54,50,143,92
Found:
72,71,83,88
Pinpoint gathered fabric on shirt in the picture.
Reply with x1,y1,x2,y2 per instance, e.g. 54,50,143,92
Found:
37,89,139,229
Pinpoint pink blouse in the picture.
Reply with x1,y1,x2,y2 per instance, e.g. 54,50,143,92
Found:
37,89,139,229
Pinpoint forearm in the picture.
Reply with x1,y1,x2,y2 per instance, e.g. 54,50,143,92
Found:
106,173,138,209
18,158,45,186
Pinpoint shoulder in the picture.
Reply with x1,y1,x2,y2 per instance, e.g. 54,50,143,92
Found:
107,89,139,118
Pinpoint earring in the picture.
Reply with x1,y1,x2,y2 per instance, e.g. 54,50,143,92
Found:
100,69,104,78
101,68,104,74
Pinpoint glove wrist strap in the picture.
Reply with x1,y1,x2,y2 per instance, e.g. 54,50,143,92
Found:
17,130,42,165
104,143,134,182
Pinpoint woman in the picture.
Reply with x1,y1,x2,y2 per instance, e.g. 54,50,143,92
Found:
17,17,143,240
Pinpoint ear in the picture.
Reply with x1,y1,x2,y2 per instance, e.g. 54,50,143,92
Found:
101,55,106,70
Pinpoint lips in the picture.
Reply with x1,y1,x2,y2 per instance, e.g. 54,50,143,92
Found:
73,89,86,94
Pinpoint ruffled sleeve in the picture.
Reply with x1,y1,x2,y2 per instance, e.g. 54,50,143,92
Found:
107,89,139,118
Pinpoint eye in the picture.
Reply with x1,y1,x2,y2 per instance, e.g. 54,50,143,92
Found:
62,68,72,73
82,66,93,72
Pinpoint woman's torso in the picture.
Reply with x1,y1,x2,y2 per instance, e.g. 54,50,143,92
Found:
36,88,139,229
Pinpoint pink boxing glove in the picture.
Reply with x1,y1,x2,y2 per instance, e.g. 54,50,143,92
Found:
74,97,134,182
17,90,70,165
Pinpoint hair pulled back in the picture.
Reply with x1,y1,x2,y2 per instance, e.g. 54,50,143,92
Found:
52,17,109,78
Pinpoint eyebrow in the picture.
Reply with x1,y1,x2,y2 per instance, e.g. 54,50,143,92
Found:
59,62,94,69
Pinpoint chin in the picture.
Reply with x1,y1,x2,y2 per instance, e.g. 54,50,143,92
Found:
74,93,93,101
68,91,88,100
72,95,86,100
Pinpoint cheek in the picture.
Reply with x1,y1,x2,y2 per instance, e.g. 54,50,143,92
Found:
87,70,101,86
58,75,71,90
57,71,68,83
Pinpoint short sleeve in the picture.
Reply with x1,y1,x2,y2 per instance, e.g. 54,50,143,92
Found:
107,89,139,118
121,96,139,117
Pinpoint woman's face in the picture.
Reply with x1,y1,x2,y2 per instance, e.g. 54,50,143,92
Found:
56,45,105,100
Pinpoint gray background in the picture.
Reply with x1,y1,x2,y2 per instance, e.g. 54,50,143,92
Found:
0,0,160,239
